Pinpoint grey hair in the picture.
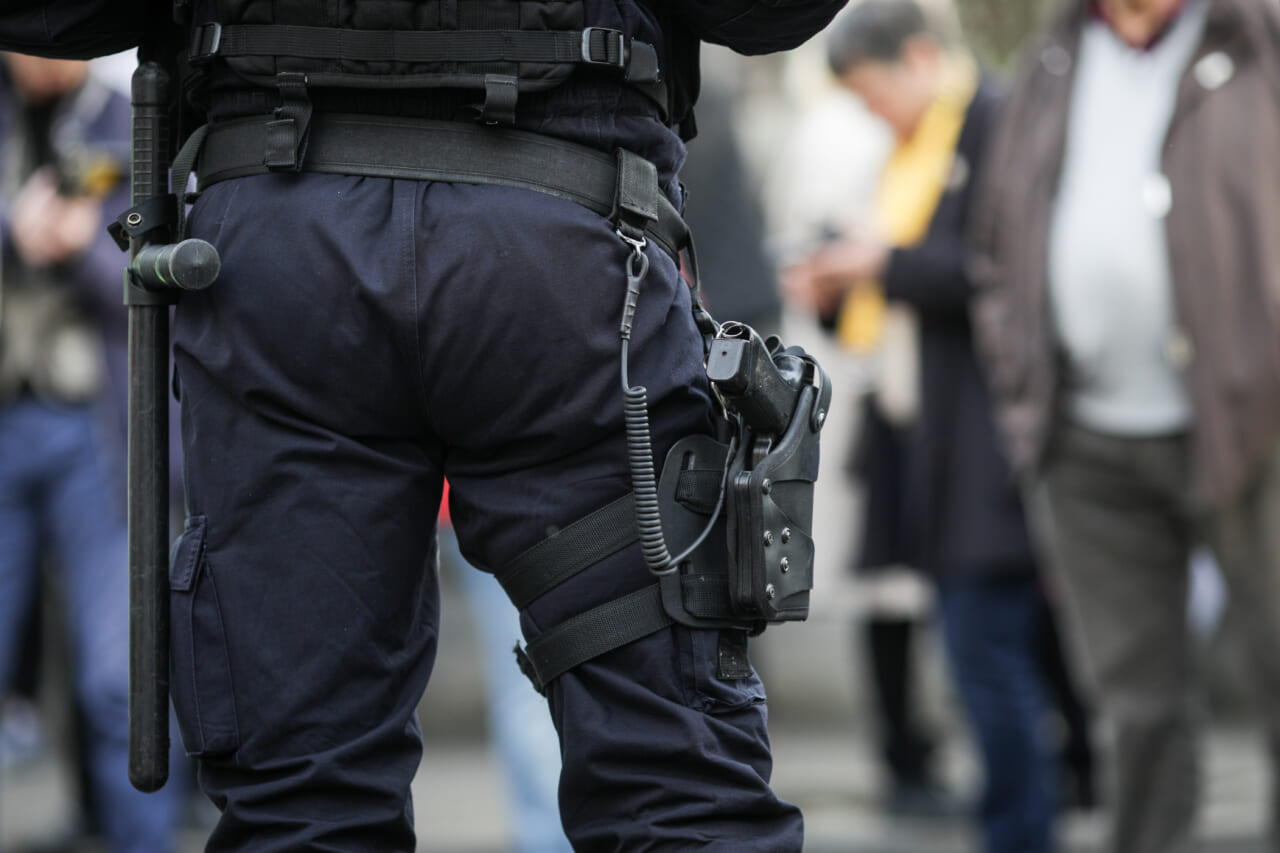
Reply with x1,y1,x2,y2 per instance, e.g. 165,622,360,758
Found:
826,0,937,75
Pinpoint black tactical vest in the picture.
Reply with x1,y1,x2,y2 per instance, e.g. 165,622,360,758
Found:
184,0,695,134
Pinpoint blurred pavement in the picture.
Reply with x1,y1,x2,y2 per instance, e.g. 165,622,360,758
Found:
0,719,1271,851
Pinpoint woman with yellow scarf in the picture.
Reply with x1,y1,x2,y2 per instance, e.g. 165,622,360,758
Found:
787,3,1094,851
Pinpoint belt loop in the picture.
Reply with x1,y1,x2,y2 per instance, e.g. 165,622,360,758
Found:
265,71,312,171
477,74,519,126
611,149,659,244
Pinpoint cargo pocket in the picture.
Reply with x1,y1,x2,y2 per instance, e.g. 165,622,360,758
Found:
169,515,240,757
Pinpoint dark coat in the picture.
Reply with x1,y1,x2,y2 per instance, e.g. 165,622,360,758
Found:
853,78,1037,577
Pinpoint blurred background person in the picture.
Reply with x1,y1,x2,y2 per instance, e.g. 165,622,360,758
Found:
970,0,1280,851
0,52,182,852
842,381,961,820
757,23,957,825
786,2,1094,849
686,51,964,821
679,59,783,341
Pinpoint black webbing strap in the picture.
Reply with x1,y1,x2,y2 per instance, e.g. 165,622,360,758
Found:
495,459,727,606
497,494,638,610
193,25,648,75
189,23,667,118
501,464,732,692
169,124,209,238
493,458,726,611
678,573,735,620
264,72,313,170
197,113,690,260
675,466,724,516
612,149,660,244
515,583,672,694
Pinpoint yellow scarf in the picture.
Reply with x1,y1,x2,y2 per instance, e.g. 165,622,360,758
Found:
836,61,977,350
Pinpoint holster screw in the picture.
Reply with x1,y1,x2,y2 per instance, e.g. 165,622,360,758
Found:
780,557,790,573
763,531,773,546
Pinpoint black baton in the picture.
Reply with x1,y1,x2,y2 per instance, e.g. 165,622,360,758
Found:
124,59,220,793
126,60,176,793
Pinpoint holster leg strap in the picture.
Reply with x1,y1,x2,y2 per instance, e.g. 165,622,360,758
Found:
515,584,672,694
496,493,637,610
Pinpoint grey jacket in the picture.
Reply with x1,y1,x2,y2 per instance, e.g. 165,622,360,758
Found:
970,0,1280,509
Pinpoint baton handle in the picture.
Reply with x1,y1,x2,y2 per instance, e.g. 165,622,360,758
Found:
127,61,172,794
132,239,221,292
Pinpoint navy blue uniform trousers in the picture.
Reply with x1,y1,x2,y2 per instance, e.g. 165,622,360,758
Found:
170,171,803,851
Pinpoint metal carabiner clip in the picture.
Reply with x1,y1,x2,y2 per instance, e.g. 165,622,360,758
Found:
617,230,649,340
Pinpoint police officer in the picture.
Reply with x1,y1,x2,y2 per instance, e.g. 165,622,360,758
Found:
0,2,846,850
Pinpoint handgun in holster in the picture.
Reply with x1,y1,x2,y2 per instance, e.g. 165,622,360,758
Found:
706,322,829,624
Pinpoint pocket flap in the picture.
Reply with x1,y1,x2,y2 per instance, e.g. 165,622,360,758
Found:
169,515,208,592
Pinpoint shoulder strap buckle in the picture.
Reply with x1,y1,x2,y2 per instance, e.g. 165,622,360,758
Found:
189,22,222,64
581,28,627,72
580,28,661,85
624,41,661,84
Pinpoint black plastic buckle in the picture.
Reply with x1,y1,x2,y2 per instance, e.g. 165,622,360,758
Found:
512,644,546,696
581,28,627,72
625,41,661,84
189,22,222,63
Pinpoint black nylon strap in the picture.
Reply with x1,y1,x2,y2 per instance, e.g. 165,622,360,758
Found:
190,23,667,115
197,114,690,259
497,494,638,610
479,74,518,125
170,123,208,238
107,195,177,251
680,573,735,620
518,584,672,692
264,72,312,170
612,149,660,243
675,467,723,515
204,25,633,72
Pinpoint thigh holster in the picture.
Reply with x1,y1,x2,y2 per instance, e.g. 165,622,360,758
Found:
170,108,832,694
505,326,830,694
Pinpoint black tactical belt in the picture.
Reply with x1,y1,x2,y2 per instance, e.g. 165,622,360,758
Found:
195,113,690,260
